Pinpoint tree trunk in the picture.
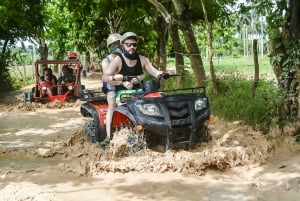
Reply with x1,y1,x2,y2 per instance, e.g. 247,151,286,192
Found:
172,0,206,87
290,0,300,38
200,0,217,93
271,0,300,136
251,39,259,99
169,15,185,88
37,38,48,61
86,51,90,71
153,15,167,72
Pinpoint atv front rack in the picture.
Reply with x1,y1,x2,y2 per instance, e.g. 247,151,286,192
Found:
160,86,206,95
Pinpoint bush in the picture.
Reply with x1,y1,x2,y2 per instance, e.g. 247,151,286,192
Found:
206,78,280,133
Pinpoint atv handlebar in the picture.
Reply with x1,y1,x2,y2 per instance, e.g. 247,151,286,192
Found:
123,73,179,82
122,75,135,82
157,73,180,81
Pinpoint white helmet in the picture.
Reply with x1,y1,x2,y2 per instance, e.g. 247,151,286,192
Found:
120,32,138,43
106,33,121,48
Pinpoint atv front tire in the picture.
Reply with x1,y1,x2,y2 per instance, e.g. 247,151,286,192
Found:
82,119,106,143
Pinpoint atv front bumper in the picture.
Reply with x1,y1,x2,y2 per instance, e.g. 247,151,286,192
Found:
122,92,210,136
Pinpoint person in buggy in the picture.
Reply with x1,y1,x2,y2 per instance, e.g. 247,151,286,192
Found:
57,65,76,95
39,67,57,97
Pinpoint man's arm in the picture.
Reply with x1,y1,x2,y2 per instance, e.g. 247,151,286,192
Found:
101,58,109,73
141,56,163,78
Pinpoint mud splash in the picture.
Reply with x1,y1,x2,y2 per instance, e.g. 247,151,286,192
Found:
50,120,273,177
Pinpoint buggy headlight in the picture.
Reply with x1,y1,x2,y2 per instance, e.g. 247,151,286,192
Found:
137,104,163,117
68,85,73,90
195,97,207,111
42,86,47,91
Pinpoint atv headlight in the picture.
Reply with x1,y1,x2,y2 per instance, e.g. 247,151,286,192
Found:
195,97,207,111
68,85,73,90
137,103,163,117
42,86,47,91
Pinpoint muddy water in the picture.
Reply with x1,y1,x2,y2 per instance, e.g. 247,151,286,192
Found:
0,107,85,170
0,108,83,147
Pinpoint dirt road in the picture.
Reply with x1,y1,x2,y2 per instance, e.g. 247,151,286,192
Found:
0,77,299,201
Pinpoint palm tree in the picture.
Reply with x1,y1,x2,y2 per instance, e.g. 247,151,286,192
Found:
235,12,251,56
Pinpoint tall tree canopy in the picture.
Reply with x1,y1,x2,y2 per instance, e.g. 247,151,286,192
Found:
0,0,44,92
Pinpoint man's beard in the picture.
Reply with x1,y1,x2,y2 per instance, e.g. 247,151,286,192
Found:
123,51,138,60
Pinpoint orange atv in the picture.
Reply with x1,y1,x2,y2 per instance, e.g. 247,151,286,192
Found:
24,59,85,103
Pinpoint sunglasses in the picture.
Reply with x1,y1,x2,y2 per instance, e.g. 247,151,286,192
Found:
124,43,137,48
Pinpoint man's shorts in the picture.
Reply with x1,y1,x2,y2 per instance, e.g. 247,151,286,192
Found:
102,82,115,94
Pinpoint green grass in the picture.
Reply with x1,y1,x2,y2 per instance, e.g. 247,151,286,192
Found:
206,78,280,132
8,64,35,90
167,55,274,80
207,56,274,79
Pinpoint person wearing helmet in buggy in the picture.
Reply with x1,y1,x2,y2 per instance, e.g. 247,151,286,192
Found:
101,31,170,146
57,65,76,95
101,33,123,146
40,67,57,97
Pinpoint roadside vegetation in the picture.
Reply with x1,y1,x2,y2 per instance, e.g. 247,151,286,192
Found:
166,55,278,132
206,79,279,133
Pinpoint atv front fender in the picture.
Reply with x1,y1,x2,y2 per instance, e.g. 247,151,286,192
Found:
112,105,137,127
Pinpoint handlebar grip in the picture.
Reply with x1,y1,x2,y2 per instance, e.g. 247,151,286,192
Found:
157,72,170,80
